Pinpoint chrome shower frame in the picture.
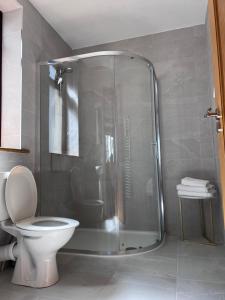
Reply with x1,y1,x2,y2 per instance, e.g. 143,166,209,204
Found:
40,51,165,256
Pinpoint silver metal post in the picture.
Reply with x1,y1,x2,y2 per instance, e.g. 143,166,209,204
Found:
178,197,184,240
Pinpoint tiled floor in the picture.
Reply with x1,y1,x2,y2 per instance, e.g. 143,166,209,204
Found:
0,237,225,299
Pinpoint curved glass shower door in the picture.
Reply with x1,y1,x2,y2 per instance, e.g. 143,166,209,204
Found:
114,55,161,252
39,52,164,255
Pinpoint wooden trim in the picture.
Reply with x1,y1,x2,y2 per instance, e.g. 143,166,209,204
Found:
209,0,225,128
0,11,2,144
0,148,29,153
208,0,225,229
213,0,225,135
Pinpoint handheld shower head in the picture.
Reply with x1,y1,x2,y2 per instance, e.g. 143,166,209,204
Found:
55,65,73,90
57,76,63,85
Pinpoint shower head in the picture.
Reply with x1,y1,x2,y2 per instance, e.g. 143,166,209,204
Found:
57,76,63,85
55,65,73,90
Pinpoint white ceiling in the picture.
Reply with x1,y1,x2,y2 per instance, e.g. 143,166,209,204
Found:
30,0,208,49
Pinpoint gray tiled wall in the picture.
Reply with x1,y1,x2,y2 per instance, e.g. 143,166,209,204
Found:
72,25,221,240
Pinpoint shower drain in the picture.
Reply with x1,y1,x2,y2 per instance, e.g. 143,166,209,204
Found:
121,242,143,251
125,247,137,251
125,246,143,251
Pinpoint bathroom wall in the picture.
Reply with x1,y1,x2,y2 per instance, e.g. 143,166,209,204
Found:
0,1,72,245
72,25,221,240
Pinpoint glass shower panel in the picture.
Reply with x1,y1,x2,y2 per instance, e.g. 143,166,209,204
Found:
65,56,120,252
39,52,163,255
114,56,160,251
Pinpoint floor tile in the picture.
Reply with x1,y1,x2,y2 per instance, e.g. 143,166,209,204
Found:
117,254,177,278
113,271,176,291
93,280,176,300
177,279,225,296
0,289,32,300
176,293,225,300
36,270,114,300
57,253,118,276
0,288,62,300
178,256,225,282
0,269,38,294
178,241,225,258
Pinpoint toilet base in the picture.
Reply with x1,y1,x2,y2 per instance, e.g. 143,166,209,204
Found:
12,251,59,288
0,218,78,288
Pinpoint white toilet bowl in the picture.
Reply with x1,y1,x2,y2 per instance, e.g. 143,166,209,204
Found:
0,166,79,288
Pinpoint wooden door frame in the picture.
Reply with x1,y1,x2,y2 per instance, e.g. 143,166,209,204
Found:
0,11,2,143
208,0,225,233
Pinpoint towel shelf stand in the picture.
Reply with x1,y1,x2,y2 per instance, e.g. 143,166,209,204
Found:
178,196,216,246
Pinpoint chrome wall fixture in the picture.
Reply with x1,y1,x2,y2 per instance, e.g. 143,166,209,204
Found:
40,51,165,256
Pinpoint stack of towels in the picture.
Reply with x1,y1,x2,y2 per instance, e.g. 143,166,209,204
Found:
176,177,216,198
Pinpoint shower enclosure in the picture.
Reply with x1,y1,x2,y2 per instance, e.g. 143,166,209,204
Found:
39,51,164,255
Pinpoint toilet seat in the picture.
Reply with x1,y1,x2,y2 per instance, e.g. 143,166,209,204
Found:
16,216,79,231
5,166,37,223
5,166,80,233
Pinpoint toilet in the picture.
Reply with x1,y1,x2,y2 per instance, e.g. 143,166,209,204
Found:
0,166,79,288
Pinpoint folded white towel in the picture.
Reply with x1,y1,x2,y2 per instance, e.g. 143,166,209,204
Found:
177,190,215,198
176,184,215,193
181,177,209,187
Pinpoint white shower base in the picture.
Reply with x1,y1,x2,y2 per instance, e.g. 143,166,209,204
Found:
64,228,159,253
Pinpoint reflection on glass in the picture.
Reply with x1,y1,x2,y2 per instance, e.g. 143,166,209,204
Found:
105,135,114,163
48,63,79,156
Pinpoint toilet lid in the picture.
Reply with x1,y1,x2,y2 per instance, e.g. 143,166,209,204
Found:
5,166,37,223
